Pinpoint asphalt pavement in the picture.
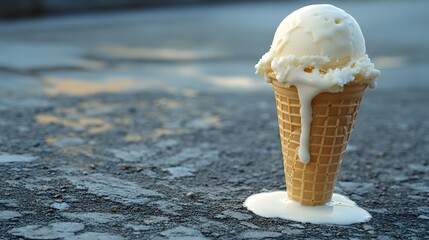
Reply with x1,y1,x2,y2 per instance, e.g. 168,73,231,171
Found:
0,0,428,239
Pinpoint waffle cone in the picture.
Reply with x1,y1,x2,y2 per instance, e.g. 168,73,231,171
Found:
272,80,367,206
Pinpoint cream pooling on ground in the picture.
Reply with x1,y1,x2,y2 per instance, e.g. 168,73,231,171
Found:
244,191,371,225
255,4,380,163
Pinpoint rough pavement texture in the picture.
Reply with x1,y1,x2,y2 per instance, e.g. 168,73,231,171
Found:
1,0,429,239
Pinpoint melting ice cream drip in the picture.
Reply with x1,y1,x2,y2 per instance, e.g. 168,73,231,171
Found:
295,85,320,163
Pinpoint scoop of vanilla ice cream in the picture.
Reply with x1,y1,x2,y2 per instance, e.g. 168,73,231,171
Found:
256,4,379,90
272,4,365,67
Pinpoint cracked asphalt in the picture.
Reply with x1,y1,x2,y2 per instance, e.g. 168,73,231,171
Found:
0,0,428,239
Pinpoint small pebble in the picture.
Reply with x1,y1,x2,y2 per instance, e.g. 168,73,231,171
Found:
121,164,130,170
186,192,197,200
363,224,374,231
50,202,70,211
53,194,62,199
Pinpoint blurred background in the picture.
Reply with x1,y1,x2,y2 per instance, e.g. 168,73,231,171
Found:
0,0,428,96
1,1,429,239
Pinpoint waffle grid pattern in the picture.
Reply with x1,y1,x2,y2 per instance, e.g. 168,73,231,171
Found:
272,82,367,206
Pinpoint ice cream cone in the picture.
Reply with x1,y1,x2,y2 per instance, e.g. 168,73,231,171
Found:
272,79,367,206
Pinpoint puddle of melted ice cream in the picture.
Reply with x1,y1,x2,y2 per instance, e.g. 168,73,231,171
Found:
244,191,371,225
